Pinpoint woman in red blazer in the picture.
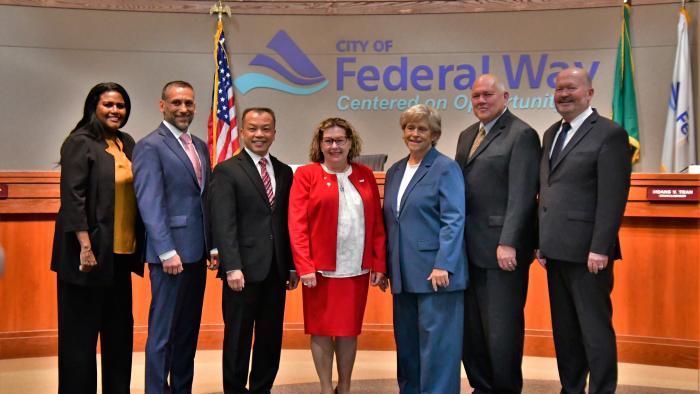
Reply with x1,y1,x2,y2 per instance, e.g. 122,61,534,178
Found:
289,117,386,394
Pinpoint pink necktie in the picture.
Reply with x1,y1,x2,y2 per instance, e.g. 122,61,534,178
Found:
179,133,202,187
259,158,274,207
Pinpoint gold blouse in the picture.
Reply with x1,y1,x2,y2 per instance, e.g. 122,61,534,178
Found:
105,138,137,254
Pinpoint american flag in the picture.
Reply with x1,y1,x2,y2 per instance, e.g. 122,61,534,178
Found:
208,19,239,166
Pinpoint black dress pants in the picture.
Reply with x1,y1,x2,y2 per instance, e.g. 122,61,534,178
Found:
547,259,617,394
57,254,134,394
222,268,287,394
463,261,530,394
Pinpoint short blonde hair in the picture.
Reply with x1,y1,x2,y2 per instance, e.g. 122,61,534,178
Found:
399,104,442,146
309,117,363,163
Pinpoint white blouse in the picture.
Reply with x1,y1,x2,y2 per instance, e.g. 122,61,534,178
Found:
396,161,421,212
318,164,368,278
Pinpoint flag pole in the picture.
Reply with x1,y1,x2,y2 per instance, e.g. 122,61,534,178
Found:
613,0,641,164
209,1,231,166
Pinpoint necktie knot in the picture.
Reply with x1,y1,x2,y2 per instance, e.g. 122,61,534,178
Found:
561,122,572,134
179,132,192,145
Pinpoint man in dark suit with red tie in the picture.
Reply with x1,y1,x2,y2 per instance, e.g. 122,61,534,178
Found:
209,107,298,394
455,74,541,393
538,68,631,394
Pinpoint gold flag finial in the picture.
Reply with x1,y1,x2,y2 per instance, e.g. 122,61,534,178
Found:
210,0,231,21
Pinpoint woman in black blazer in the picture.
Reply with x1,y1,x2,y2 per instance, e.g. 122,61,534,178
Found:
51,82,144,394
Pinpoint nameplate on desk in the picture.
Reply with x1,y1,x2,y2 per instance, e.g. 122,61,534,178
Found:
0,183,7,199
647,186,699,201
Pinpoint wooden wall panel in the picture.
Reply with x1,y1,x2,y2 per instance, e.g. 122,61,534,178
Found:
523,263,552,330
0,172,698,371
616,217,699,339
0,215,57,332
0,0,682,15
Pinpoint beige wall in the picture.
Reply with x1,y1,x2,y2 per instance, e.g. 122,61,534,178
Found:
0,4,697,172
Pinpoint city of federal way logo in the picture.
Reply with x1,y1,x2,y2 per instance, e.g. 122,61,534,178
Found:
234,30,328,96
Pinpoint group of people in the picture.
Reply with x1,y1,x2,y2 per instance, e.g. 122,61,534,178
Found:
51,66,631,394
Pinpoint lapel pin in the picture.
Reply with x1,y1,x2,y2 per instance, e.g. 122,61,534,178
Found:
359,179,365,183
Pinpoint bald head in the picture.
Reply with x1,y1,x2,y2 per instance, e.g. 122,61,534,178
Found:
471,74,509,124
554,68,594,122
556,68,592,88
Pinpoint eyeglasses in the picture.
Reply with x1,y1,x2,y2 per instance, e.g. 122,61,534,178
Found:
321,137,349,147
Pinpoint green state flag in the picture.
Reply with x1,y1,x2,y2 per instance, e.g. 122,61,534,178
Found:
612,1,640,163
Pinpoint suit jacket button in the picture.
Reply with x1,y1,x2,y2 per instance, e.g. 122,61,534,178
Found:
543,207,548,212
269,235,273,240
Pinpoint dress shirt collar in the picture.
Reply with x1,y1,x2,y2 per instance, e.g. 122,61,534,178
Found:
562,106,594,134
244,146,272,167
162,120,191,141
480,107,508,135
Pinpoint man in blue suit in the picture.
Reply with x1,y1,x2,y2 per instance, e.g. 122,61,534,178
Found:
133,81,213,394
383,104,467,394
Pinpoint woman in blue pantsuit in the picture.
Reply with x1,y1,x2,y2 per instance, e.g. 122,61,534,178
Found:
382,104,468,394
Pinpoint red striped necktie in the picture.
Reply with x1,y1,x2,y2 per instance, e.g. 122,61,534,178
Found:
259,157,274,207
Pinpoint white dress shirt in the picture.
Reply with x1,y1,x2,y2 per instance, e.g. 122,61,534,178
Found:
318,164,368,278
549,106,594,158
244,147,276,194
397,161,421,212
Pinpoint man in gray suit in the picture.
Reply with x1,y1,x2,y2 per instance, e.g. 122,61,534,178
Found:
455,74,541,393
538,68,631,394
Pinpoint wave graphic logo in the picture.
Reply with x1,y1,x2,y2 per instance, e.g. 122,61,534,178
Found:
235,30,328,95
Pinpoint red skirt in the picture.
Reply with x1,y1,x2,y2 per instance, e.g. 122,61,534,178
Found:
302,273,370,337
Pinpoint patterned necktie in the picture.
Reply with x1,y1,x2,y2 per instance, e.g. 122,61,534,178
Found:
550,122,572,168
468,125,486,159
259,157,274,207
179,133,202,187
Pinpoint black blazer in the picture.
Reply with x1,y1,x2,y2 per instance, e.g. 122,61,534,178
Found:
538,110,631,263
455,109,541,269
51,128,144,286
209,150,294,283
